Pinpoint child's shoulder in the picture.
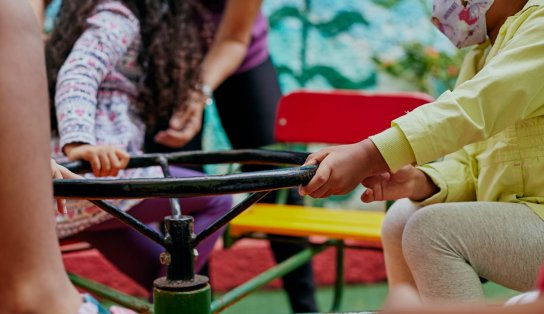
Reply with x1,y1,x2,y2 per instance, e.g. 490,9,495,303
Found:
92,1,139,26
88,0,139,32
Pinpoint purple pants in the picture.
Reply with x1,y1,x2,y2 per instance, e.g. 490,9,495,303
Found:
74,166,233,291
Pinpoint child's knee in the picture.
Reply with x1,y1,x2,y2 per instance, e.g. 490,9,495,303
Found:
402,204,448,260
381,198,419,245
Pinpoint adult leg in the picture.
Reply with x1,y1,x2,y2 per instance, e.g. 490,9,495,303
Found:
0,1,81,312
214,59,318,313
381,198,421,288
402,202,544,304
77,166,232,291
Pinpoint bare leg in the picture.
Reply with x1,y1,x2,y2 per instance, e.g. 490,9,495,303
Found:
0,1,80,312
381,198,420,288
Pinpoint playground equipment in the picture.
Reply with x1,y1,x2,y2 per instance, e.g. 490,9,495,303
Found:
55,89,433,313
56,149,319,314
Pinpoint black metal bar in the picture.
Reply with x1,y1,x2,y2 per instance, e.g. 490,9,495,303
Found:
157,155,182,217
163,216,195,281
61,149,310,173
54,165,317,200
192,191,269,246
90,200,168,248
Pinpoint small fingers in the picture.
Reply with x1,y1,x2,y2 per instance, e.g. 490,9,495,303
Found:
106,150,121,177
305,180,337,198
52,167,63,180
361,188,374,203
56,198,67,215
116,149,130,169
154,129,190,148
169,110,191,130
58,165,83,179
302,150,329,166
98,152,111,177
88,154,101,177
299,165,331,197
361,176,380,188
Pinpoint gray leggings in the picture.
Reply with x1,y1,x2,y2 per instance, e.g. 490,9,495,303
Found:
382,199,544,303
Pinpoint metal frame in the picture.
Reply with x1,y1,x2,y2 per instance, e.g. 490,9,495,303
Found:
56,149,377,313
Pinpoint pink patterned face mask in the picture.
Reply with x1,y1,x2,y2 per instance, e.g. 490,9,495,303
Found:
431,0,494,48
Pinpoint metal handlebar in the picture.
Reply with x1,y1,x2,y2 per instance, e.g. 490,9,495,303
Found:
53,149,316,282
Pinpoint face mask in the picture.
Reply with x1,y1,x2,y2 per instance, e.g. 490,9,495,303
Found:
431,0,494,48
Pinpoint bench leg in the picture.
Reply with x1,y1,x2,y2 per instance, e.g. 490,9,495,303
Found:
330,241,345,312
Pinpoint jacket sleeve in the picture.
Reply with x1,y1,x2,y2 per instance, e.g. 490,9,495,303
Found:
415,147,477,204
392,5,544,166
55,2,139,150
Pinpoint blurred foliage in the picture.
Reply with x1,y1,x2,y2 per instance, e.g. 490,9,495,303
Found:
372,42,466,96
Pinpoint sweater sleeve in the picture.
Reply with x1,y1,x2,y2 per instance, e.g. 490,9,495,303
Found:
55,2,139,150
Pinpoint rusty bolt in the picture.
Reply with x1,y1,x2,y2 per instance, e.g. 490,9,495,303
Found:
159,252,171,265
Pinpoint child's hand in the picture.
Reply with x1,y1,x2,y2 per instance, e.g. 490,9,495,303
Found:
361,165,439,202
154,91,204,148
361,165,418,202
64,143,130,177
51,159,82,214
299,139,389,198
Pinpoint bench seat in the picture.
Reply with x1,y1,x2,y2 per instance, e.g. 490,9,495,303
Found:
229,203,384,243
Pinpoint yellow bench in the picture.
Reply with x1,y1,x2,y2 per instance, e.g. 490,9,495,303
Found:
230,203,384,243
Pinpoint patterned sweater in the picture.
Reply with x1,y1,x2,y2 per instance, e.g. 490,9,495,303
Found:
52,1,162,239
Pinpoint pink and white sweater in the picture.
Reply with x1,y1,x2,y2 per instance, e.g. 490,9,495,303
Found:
52,1,162,239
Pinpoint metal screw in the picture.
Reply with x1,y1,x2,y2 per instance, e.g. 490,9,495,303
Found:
159,252,171,265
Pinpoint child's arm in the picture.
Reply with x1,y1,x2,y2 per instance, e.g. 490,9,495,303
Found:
54,3,139,157
377,6,544,169
301,6,544,199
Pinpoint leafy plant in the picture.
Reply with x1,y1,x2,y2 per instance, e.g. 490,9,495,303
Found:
372,42,466,96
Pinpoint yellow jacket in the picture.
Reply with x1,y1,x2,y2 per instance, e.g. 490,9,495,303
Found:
370,0,544,219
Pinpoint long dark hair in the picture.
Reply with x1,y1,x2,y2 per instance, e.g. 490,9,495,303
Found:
45,0,214,133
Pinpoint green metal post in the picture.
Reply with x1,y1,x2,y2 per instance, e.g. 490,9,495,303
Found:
153,278,211,314
152,215,212,314
68,273,154,313
211,243,327,313
330,241,345,312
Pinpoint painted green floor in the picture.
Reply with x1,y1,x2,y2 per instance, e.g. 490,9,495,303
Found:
214,281,520,314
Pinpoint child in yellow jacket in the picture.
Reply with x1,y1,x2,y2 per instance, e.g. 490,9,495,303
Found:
300,0,544,305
